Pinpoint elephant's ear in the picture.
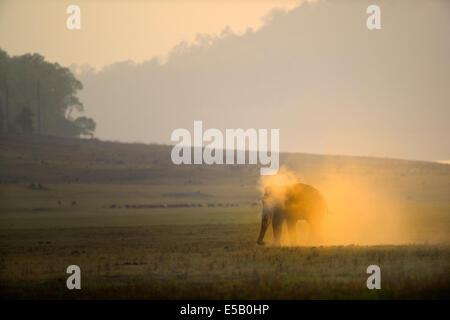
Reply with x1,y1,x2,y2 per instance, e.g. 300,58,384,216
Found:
285,189,295,204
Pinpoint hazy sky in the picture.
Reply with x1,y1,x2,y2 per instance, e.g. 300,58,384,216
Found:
0,0,300,68
1,0,449,162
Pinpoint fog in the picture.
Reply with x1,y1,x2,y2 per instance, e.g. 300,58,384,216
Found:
73,0,449,162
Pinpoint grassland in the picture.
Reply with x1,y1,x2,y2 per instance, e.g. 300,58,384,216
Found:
0,135,449,299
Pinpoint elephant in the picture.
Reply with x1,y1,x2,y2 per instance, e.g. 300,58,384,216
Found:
257,183,328,245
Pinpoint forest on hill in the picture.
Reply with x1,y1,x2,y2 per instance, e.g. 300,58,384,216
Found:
0,49,95,138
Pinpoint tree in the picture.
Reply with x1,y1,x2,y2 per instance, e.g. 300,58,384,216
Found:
0,48,95,137
15,107,34,134
0,99,4,134
74,116,96,138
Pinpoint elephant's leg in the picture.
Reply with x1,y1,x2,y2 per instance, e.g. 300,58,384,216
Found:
309,218,323,245
287,219,297,246
257,213,270,245
272,213,283,245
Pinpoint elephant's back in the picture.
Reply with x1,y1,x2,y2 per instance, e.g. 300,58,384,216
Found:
288,183,322,199
285,183,327,213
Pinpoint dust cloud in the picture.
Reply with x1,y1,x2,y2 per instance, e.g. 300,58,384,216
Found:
259,165,413,246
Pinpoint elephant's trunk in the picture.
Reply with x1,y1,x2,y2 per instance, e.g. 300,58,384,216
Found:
257,210,270,245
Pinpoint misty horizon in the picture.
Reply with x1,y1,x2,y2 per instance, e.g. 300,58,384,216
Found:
2,0,449,162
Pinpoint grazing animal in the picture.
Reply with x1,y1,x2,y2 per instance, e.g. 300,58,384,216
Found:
257,183,328,245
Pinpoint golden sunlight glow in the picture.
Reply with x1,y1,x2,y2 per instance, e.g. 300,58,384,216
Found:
259,165,412,246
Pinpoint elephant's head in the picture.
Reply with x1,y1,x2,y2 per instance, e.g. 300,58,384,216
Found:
257,186,285,245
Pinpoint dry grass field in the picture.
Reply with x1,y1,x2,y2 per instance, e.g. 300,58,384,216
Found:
0,135,449,299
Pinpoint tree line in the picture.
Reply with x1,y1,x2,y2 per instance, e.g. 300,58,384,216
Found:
0,48,95,137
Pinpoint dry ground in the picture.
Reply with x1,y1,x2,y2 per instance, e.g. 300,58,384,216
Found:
0,135,449,299
1,223,449,299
